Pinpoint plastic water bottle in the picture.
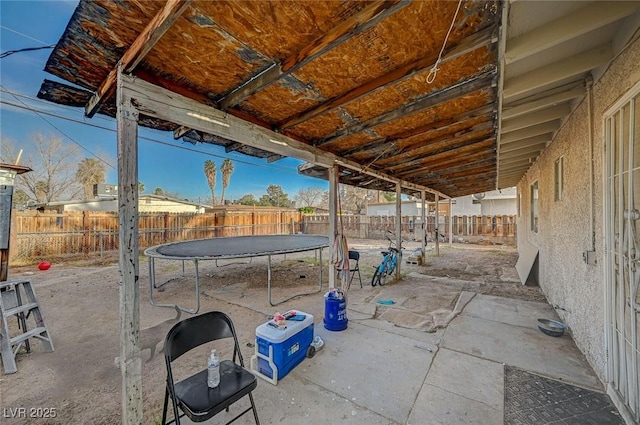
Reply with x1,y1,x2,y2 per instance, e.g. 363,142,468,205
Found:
207,349,220,388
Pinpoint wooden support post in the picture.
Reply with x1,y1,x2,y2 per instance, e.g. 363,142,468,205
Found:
421,190,426,263
395,182,402,279
117,68,143,425
448,198,453,245
328,166,338,289
435,194,440,256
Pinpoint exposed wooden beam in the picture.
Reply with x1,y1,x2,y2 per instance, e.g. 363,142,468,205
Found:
500,141,547,156
279,25,497,130
503,44,613,101
378,125,494,168
501,103,571,133
393,139,495,176
218,0,408,110
173,125,191,139
121,75,449,198
500,121,558,144
225,142,244,153
506,1,639,64
499,169,527,177
499,172,528,182
413,159,496,184
499,171,528,179
500,167,530,177
316,70,496,147
340,103,494,157
502,85,585,119
85,0,191,118
499,167,534,179
267,154,284,163
500,146,543,161
499,158,536,169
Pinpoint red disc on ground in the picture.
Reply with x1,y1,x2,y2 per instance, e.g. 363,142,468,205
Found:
38,261,51,270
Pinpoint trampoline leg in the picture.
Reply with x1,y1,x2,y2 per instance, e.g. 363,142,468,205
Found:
148,256,199,314
267,255,273,306
268,249,324,307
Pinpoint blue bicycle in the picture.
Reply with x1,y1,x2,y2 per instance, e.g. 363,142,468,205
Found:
371,231,403,286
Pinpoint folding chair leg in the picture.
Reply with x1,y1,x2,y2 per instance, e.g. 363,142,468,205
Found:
357,270,362,288
249,392,261,425
162,388,169,425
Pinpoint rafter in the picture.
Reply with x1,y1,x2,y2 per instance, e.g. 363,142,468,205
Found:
218,0,408,110
506,1,639,64
501,103,571,133
377,125,494,168
315,70,496,147
340,103,494,157
122,74,450,198
279,25,497,130
412,159,496,184
500,121,558,144
503,44,613,101
392,138,495,176
85,0,191,117
225,142,244,153
502,85,584,119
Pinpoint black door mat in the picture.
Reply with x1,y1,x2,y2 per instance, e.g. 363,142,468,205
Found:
504,366,625,425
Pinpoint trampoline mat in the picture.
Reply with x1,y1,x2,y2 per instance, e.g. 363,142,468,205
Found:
504,366,625,425
151,235,329,259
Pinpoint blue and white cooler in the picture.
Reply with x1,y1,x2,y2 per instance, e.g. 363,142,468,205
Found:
250,310,314,385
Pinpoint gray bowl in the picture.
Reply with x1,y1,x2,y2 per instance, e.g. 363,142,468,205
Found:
537,319,566,337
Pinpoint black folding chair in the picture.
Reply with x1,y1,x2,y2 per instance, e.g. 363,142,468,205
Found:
162,311,260,425
340,250,362,290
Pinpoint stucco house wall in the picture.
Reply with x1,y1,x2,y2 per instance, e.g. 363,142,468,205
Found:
43,195,205,213
516,35,640,384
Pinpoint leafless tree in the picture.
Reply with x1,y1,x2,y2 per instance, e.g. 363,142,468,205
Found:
1,132,83,203
339,185,377,214
295,186,327,208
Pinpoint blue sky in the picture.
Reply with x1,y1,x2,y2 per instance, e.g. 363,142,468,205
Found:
0,0,328,203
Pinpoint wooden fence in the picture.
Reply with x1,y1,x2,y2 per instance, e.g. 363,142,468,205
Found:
8,209,302,263
8,210,516,264
303,214,517,241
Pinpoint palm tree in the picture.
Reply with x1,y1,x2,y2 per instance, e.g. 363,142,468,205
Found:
219,159,235,205
204,160,217,205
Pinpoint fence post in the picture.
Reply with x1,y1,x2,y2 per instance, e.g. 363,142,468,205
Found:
163,213,169,243
83,210,90,256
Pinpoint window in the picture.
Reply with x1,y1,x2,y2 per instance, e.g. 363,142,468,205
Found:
554,156,564,201
531,181,538,233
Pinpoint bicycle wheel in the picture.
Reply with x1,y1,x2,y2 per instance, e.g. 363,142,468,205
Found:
371,267,382,286
379,255,397,286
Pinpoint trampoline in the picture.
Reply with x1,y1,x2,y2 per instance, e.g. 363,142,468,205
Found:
145,235,329,313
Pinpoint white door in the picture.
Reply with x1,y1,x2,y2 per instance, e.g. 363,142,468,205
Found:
604,83,640,423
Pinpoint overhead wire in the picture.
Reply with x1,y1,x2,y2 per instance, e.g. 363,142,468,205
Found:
0,45,56,59
0,25,51,45
0,93,307,177
0,84,115,170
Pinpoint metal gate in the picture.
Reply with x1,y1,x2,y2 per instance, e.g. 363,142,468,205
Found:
604,82,640,423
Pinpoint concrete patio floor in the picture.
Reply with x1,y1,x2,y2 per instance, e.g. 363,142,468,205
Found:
182,282,606,425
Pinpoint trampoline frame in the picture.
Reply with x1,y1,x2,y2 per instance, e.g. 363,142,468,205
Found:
145,235,329,313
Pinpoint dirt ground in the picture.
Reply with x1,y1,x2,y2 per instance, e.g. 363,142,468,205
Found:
0,239,545,424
